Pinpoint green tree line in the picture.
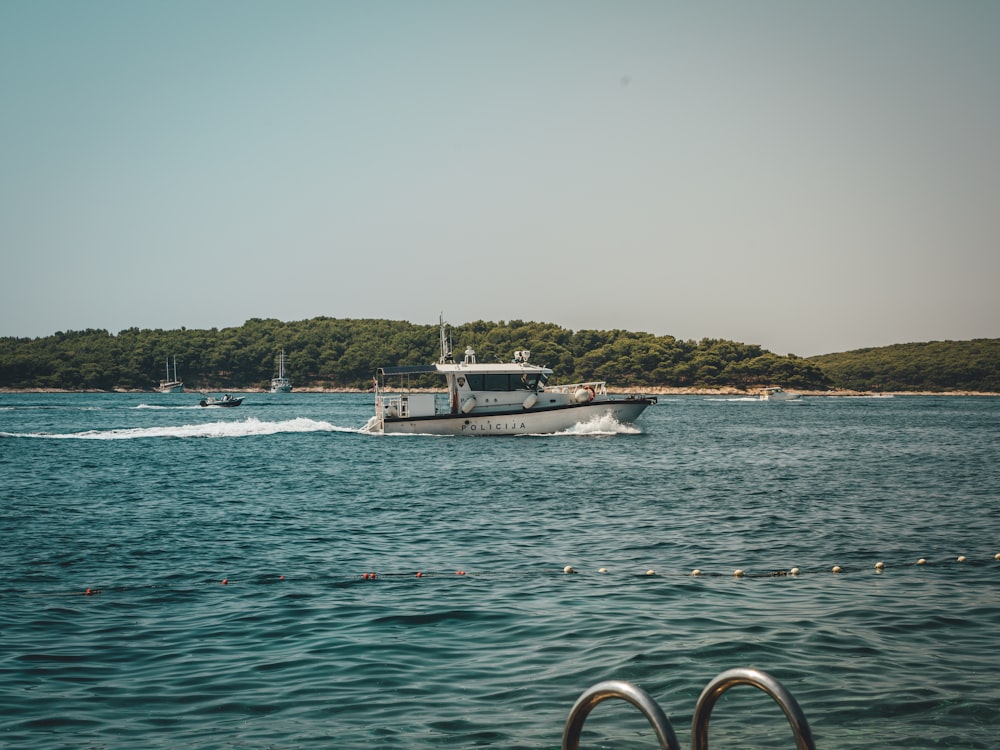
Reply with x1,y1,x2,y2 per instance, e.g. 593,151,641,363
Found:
1,318,995,392
808,339,1000,392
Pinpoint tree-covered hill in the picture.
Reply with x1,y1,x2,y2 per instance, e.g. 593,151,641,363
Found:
0,317,830,391
807,339,1000,392
3,320,995,392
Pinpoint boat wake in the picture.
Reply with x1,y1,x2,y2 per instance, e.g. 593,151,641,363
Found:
553,414,642,436
1,417,358,440
135,403,203,410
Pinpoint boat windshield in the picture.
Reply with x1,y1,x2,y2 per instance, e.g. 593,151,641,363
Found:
465,372,548,391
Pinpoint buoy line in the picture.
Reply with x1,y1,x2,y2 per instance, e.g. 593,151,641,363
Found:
6,553,996,598
620,553,999,578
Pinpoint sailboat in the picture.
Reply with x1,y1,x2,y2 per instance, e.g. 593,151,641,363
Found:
158,356,184,393
270,349,292,393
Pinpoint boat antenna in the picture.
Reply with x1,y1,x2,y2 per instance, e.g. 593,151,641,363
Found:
438,313,453,363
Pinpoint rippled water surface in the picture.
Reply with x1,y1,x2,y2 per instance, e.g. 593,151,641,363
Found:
2,393,998,749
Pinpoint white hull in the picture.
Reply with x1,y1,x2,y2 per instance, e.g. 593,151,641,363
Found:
759,387,800,401
378,398,652,435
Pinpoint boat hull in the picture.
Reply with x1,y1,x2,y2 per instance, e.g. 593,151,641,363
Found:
199,398,244,407
379,397,654,435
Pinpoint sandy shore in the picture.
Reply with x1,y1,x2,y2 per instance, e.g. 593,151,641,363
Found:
3,386,997,396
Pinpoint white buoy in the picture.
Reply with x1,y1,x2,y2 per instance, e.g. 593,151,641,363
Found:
917,558,927,565
598,567,608,574
957,555,967,563
790,567,800,576
563,566,575,574
645,569,656,576
874,561,885,571
994,553,1000,561
832,565,843,574
691,569,701,576
733,569,745,578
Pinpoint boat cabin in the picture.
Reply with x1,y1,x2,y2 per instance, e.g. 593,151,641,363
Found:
376,346,559,420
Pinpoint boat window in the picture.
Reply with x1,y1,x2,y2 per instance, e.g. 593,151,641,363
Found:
464,373,545,391
484,374,509,391
520,373,543,390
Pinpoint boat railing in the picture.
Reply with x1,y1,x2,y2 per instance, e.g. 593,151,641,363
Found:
543,381,608,396
562,668,815,750
377,393,451,418
377,394,402,417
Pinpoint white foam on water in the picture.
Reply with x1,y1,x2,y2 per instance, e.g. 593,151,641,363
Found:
2,417,358,440
135,403,202,410
553,413,642,436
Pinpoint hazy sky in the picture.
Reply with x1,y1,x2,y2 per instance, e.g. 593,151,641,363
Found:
2,1,997,356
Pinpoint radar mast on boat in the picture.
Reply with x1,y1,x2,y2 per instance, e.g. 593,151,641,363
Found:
438,313,454,363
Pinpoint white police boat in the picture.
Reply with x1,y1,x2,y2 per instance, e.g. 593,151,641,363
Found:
366,319,656,435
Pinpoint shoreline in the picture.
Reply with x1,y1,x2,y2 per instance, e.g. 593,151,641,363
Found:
2,386,998,397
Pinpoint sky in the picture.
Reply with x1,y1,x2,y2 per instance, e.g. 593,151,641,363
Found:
1,1,998,356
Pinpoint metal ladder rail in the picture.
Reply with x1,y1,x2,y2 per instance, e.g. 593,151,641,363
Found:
562,680,680,750
561,669,815,750
692,668,816,750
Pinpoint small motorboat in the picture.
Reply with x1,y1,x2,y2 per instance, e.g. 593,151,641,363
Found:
758,386,801,401
199,394,244,408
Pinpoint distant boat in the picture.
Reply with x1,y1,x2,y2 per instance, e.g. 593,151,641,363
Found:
270,349,292,393
158,357,184,393
199,394,243,408
759,386,801,402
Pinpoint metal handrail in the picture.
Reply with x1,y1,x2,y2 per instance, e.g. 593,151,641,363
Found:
692,668,816,750
562,669,815,750
544,380,608,396
562,680,680,750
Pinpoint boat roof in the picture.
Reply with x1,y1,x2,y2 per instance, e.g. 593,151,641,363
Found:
378,365,439,376
378,362,552,376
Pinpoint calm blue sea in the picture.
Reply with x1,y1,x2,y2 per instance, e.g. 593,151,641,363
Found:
1,392,998,749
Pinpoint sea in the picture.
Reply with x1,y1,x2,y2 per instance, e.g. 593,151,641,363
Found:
1,392,998,750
